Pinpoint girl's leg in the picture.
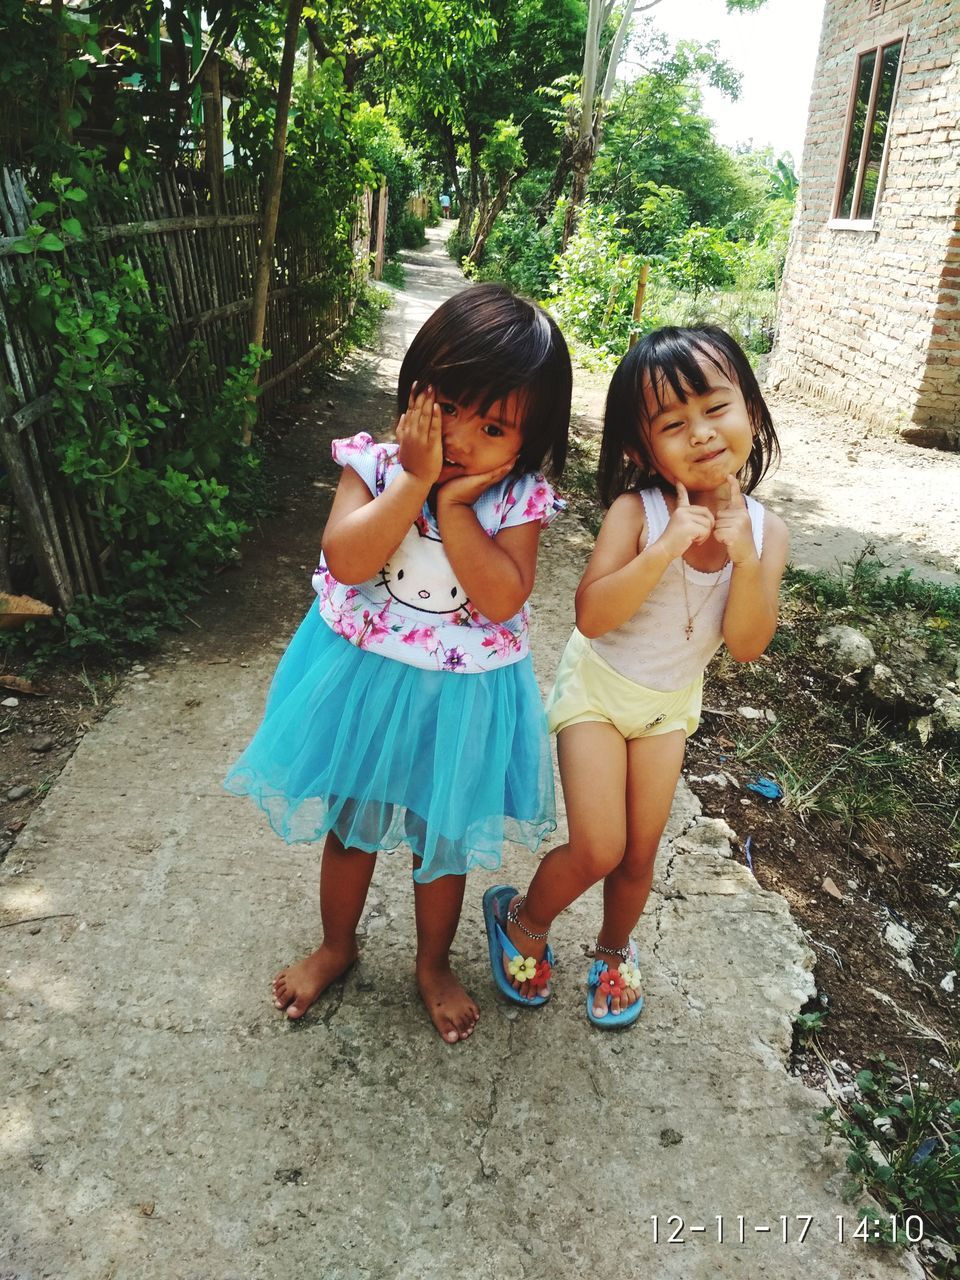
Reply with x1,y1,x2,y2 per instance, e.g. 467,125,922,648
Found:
591,729,687,1018
273,830,377,1019
412,868,480,1045
503,721,629,998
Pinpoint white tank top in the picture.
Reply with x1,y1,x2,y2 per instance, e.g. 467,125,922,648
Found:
590,487,766,692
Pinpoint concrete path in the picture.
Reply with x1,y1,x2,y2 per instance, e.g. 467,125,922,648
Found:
1,228,922,1279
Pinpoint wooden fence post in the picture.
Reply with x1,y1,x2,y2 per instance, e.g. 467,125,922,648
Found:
245,0,305,445
373,183,388,281
628,262,649,349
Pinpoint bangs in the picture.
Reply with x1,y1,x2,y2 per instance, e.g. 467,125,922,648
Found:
640,338,736,427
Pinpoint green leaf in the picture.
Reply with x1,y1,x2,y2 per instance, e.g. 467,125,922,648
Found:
38,233,66,252
31,201,57,218
62,218,84,238
11,239,33,255
66,107,84,129
63,188,88,203
86,328,110,345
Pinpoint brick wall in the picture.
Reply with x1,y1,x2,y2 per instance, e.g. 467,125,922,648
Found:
769,0,960,443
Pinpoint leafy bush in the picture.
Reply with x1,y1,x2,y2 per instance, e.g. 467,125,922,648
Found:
474,197,560,297
661,224,741,297
628,275,777,359
549,202,641,357
822,1058,959,1270
395,211,427,250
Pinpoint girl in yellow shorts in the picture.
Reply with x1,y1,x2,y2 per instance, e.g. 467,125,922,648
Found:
483,325,789,1028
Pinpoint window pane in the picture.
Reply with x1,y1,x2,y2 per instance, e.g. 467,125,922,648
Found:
837,49,876,219
856,40,902,220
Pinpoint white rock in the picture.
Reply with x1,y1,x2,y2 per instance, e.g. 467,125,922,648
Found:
883,921,916,957
932,689,960,734
940,970,956,993
1,697,19,708
738,705,764,719
815,625,876,673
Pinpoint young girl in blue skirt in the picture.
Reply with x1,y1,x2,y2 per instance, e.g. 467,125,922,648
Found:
484,325,788,1028
225,284,572,1043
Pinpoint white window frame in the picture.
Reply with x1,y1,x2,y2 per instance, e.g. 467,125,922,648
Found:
828,30,906,231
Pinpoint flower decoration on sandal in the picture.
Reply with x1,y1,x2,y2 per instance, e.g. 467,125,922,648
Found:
532,959,552,987
619,961,643,991
598,967,626,1000
508,954,538,983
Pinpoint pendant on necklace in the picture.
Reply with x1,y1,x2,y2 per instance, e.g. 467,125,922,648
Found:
684,620,694,640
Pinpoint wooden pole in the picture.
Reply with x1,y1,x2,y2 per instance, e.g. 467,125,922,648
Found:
628,262,649,350
244,0,305,445
201,54,225,214
373,183,388,281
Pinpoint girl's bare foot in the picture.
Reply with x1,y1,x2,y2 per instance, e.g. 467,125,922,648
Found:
416,960,480,1043
502,895,551,1000
273,942,358,1020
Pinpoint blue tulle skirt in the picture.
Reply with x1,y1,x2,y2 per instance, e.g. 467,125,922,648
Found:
224,604,556,882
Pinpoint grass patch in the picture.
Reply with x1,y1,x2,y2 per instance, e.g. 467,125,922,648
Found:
380,258,406,290
822,1059,960,1274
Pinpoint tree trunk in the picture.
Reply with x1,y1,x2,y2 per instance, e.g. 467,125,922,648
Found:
244,0,305,445
543,0,639,242
465,177,515,269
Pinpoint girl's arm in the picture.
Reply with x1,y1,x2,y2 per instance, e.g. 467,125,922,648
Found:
436,470,540,623
575,489,713,638
714,479,789,660
320,468,429,584
720,512,789,659
322,390,440,584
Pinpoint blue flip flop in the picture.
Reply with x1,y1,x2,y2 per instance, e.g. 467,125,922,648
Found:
482,884,554,1008
586,940,644,1029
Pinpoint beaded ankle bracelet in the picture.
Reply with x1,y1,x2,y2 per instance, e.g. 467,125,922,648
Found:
506,895,550,941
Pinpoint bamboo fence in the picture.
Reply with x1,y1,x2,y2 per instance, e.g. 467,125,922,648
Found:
0,169,376,610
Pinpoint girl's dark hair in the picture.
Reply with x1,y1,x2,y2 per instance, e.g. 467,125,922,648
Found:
597,325,780,506
397,283,571,478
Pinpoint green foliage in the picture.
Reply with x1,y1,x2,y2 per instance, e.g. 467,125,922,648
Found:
822,1059,960,1266
591,58,756,237
351,102,424,254
795,1009,829,1037
661,224,741,297
549,202,640,357
479,117,526,187
2,153,273,656
786,552,960,623
474,186,561,296
621,182,690,258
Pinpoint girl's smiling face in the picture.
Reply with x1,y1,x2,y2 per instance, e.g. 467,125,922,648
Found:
635,354,754,494
435,389,525,485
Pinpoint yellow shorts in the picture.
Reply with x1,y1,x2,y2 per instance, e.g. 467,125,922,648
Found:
545,629,702,740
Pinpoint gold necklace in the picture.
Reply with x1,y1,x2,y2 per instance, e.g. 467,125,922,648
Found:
680,557,728,640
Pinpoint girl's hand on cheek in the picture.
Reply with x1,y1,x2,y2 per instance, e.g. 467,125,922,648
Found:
437,459,516,509
397,384,443,486
661,481,714,558
712,475,755,564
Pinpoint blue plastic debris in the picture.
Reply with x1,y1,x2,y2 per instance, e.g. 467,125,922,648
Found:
910,1137,938,1166
746,776,784,801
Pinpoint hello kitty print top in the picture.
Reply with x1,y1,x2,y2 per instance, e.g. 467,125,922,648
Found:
312,432,563,673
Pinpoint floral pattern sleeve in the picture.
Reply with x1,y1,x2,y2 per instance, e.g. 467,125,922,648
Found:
330,432,396,497
496,472,565,531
